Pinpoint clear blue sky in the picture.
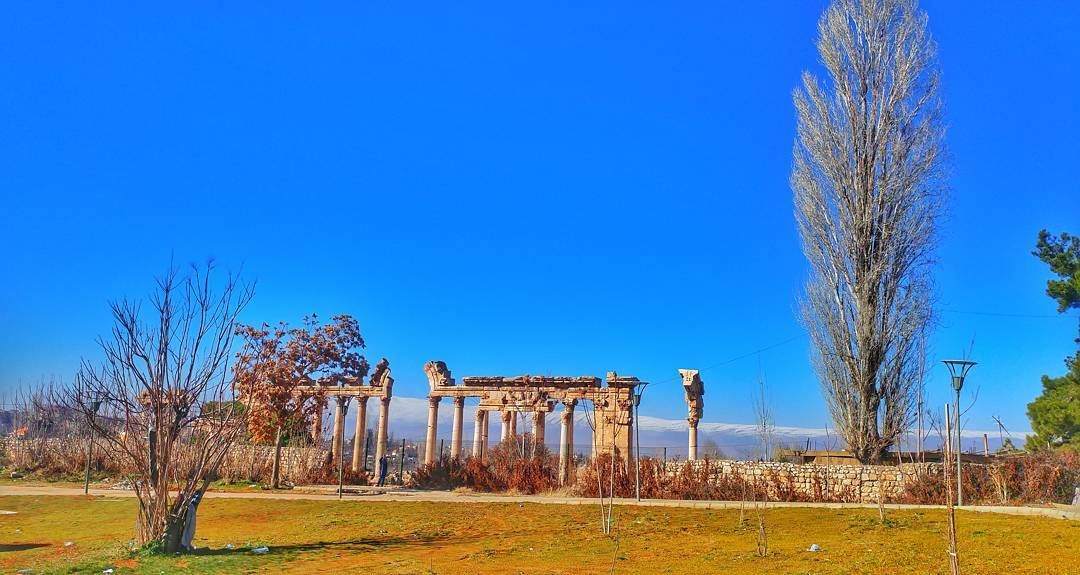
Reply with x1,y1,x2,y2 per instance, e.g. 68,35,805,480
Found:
1,1,1077,436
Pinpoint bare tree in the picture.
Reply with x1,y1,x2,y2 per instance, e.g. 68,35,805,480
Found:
65,262,255,553
792,0,945,463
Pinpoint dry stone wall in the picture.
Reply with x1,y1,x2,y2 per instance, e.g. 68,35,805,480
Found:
664,459,943,502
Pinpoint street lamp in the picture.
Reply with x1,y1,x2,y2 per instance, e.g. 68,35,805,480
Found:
942,359,976,507
632,382,649,502
83,394,103,495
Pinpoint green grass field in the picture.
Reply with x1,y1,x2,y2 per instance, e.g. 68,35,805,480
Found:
2,495,1078,574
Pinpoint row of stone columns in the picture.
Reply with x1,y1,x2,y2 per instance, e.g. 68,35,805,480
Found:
321,395,392,476
422,398,577,485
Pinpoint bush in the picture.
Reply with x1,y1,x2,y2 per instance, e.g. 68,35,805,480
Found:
410,441,558,494
896,451,1080,505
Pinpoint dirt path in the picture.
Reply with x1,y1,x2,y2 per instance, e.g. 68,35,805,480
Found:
3,484,1077,520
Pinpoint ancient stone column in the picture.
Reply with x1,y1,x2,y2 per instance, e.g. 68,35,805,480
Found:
451,397,465,459
688,415,699,461
311,402,324,445
680,369,705,462
532,411,546,450
472,408,485,458
424,396,441,465
558,402,575,485
374,397,391,480
500,410,512,443
480,410,490,458
352,397,368,472
331,395,348,464
508,411,518,439
567,407,575,481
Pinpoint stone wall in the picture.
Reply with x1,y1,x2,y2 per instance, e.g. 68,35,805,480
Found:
217,444,330,483
664,459,943,503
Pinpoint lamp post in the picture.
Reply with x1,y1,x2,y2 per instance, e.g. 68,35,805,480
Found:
336,390,348,500
632,382,648,502
942,359,976,507
83,395,102,495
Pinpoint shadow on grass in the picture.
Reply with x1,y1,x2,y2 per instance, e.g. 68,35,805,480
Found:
0,543,50,552
189,533,457,557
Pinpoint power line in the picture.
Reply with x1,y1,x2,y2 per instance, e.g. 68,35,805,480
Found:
649,333,805,387
941,309,1073,320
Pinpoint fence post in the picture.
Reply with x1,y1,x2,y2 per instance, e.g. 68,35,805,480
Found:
363,434,370,473
663,447,667,467
398,438,406,483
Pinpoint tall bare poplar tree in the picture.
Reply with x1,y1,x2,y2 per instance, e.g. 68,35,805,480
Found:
792,0,944,463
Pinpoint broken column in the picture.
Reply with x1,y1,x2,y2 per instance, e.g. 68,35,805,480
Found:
450,397,465,459
679,369,705,461
352,397,368,472
424,396,441,464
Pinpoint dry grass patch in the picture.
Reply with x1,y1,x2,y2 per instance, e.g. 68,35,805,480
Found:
1,496,1078,574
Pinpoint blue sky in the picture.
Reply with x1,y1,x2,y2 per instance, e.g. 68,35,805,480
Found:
1,1,1077,438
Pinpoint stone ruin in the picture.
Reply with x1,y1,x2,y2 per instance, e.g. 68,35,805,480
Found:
302,360,707,485
680,369,705,461
423,360,647,484
300,358,395,477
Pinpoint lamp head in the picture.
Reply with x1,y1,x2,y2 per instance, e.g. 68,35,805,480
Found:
942,359,976,392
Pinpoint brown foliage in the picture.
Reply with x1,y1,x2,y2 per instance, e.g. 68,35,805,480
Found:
409,441,558,494
572,457,860,503
234,314,369,445
895,451,1080,505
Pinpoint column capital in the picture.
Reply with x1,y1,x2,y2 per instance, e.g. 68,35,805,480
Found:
501,410,513,422
380,396,392,407
453,396,465,407
428,396,442,408
475,408,486,421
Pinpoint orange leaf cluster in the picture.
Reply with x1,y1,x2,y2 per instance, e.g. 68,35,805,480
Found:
233,314,370,444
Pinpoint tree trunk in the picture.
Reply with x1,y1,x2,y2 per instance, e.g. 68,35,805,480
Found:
163,514,186,554
272,426,284,489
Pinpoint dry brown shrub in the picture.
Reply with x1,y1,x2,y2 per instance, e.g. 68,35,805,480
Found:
409,441,557,494
896,451,1080,505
